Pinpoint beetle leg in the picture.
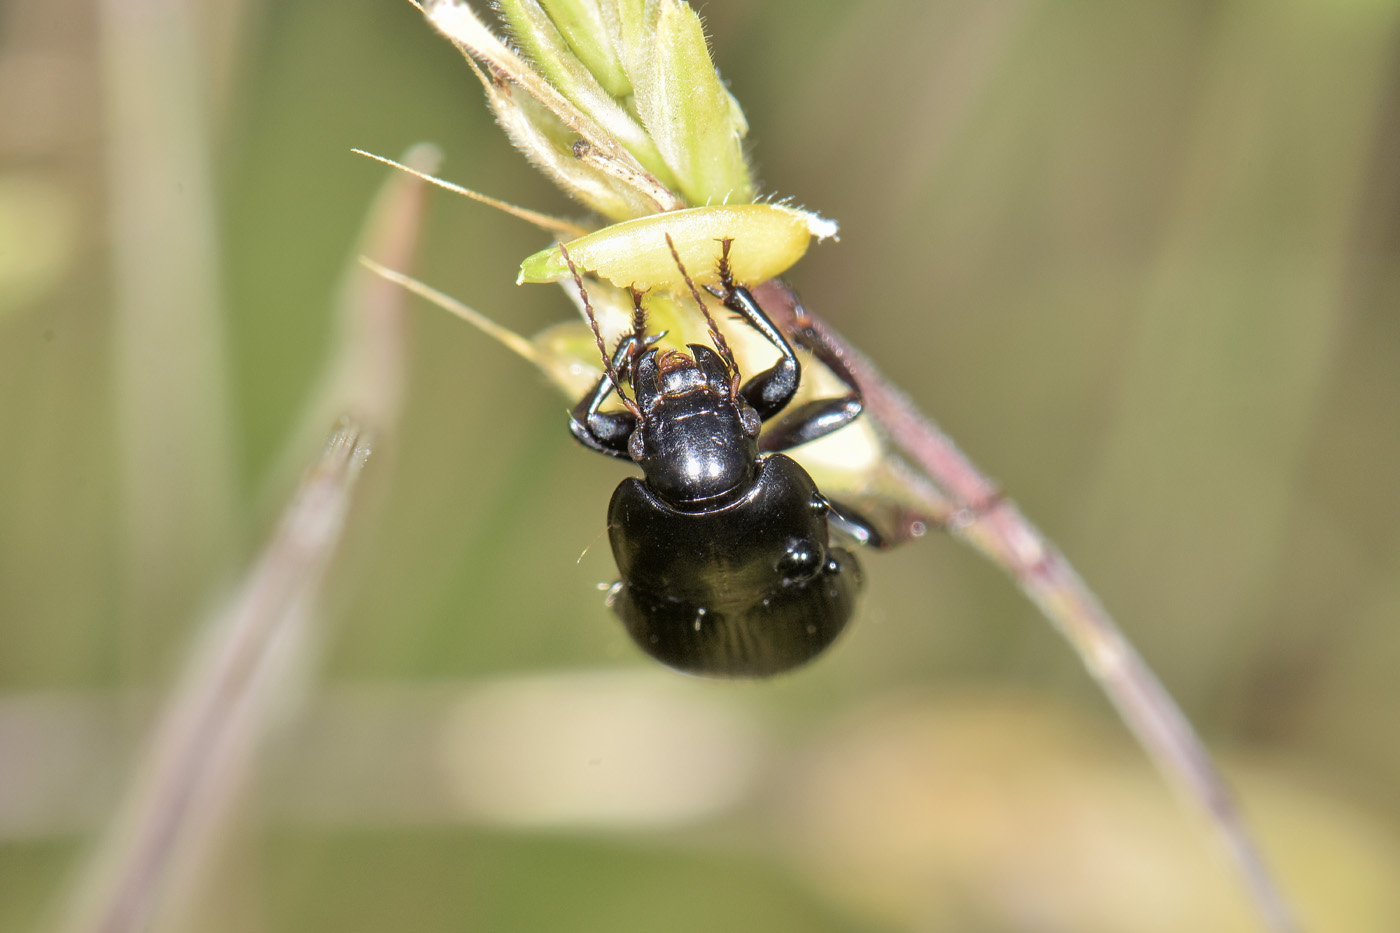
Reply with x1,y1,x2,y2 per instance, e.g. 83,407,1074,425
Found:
719,281,864,452
720,283,803,419
569,335,645,459
755,295,867,452
709,236,865,449
825,499,886,549
758,395,864,452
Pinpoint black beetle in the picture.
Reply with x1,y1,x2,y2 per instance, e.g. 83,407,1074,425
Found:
565,239,879,677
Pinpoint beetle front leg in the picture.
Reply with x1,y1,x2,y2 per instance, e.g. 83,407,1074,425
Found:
720,283,803,420
568,336,644,459
712,242,864,452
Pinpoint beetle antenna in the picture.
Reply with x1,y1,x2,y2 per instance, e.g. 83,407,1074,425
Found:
558,242,641,417
628,287,649,385
664,233,741,394
628,288,649,343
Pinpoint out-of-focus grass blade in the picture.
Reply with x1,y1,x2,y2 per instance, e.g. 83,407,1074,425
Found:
750,280,1301,933
1080,0,1400,706
54,147,433,933
99,0,237,642
57,423,371,933
274,143,441,476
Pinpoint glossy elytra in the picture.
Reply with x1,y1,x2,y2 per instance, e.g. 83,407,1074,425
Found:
566,238,881,678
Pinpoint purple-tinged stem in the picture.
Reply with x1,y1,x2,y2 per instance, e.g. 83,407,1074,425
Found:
754,279,1299,933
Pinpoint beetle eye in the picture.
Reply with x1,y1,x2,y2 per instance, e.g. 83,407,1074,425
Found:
628,429,645,462
739,406,761,438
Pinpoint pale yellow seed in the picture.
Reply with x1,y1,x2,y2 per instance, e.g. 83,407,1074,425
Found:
517,204,837,290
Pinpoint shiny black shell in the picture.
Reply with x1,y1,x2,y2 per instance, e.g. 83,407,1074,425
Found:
607,453,863,677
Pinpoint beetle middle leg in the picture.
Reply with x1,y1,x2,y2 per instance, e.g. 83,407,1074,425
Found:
825,499,886,548
757,311,865,453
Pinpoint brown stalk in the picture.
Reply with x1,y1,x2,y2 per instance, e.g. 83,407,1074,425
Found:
752,279,1300,933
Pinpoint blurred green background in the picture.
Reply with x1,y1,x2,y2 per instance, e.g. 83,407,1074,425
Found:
3,0,1400,930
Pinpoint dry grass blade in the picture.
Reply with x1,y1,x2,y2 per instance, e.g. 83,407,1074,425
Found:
57,422,371,933
54,145,436,933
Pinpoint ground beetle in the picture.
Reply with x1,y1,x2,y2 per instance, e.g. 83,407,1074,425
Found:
565,238,880,678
